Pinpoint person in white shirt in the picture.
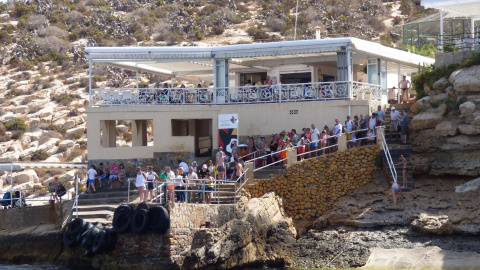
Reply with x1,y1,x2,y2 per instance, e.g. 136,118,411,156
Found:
310,124,320,157
164,166,175,203
178,160,188,173
135,167,148,203
389,106,401,140
187,166,198,203
86,165,97,193
332,119,342,152
344,116,354,149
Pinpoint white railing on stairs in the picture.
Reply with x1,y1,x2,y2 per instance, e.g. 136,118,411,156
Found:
381,132,397,183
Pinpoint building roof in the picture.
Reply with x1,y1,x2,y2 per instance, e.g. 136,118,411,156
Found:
421,0,480,20
85,38,434,79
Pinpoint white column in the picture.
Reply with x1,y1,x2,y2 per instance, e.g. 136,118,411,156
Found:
440,9,444,53
472,18,475,51
88,60,92,106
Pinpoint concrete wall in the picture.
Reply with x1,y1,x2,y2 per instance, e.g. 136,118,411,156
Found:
87,100,370,160
435,47,480,67
0,201,73,234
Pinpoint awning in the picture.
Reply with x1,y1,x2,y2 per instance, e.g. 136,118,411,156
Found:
421,0,480,20
0,162,88,171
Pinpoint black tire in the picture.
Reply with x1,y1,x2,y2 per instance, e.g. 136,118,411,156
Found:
63,231,77,247
91,230,107,254
148,206,170,234
104,228,116,252
113,211,131,233
131,208,149,234
84,248,94,258
115,204,133,216
76,222,93,244
67,218,86,237
82,227,101,250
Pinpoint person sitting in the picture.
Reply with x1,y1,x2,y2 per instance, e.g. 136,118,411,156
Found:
96,163,107,189
108,163,119,188
115,164,126,188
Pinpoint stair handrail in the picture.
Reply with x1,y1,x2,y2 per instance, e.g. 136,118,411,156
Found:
234,168,249,204
380,131,397,183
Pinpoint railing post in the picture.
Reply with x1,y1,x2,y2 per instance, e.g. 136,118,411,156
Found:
377,127,385,149
286,148,297,169
244,162,254,185
75,174,79,218
127,179,130,203
338,135,347,152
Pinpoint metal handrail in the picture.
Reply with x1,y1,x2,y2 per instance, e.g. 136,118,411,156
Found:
381,132,397,183
234,168,249,204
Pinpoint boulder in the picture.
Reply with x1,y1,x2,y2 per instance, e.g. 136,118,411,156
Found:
9,105,29,114
63,119,76,129
46,146,59,155
411,213,453,234
15,182,34,190
445,86,457,100
45,156,60,162
32,106,54,118
58,140,75,148
410,104,446,130
431,93,447,102
458,124,480,135
8,142,23,153
116,124,128,133
37,138,60,151
53,118,65,127
0,142,12,156
18,134,31,146
449,66,480,95
13,169,39,184
44,130,63,140
432,77,450,92
434,121,459,136
459,101,476,115
67,125,86,135
29,118,40,127
455,178,480,193
410,96,431,114
25,130,44,142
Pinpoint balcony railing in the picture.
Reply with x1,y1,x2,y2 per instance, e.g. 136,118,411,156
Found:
90,81,381,107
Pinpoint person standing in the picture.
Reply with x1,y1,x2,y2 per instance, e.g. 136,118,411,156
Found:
234,159,243,195
343,116,354,149
399,110,408,145
178,160,188,173
187,166,198,203
332,119,342,152
216,148,228,183
376,105,386,120
389,106,401,141
145,166,159,202
395,155,408,189
357,114,367,146
165,166,175,204
310,124,320,157
86,165,97,194
398,75,411,104
135,167,147,203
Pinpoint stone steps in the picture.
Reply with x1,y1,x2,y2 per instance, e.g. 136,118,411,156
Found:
254,166,286,180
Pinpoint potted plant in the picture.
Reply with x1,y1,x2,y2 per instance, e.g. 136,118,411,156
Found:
356,89,364,100
364,90,371,100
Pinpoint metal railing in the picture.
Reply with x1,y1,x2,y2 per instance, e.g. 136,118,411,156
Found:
127,176,245,205
90,81,382,107
0,175,79,208
381,132,397,183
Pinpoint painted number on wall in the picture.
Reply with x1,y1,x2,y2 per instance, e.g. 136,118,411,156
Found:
289,110,298,115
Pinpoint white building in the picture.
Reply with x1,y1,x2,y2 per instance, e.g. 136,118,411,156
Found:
84,38,433,168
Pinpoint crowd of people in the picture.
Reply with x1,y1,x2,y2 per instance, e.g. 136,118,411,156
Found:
86,105,409,205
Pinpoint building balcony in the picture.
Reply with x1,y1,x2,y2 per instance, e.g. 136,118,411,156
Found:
90,81,382,107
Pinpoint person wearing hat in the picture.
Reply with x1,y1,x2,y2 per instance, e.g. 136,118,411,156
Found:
389,106,401,140
191,161,198,173
108,163,119,189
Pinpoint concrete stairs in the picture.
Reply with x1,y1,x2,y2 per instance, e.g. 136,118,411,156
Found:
76,181,139,224
382,103,415,191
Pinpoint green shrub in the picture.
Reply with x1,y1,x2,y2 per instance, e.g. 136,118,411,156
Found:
92,75,107,82
31,150,50,161
66,150,82,161
0,30,12,44
246,26,269,41
46,51,70,65
430,100,441,108
6,88,24,97
67,131,84,140
47,124,67,136
4,118,28,132
51,93,81,106
12,2,33,18
8,56,20,68
68,32,79,42
11,130,25,140
138,81,149,88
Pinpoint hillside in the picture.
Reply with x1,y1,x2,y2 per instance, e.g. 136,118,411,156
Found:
0,0,431,189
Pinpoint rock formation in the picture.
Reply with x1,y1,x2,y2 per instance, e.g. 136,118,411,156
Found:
410,65,480,176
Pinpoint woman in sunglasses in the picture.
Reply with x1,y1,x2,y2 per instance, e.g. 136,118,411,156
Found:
135,167,148,203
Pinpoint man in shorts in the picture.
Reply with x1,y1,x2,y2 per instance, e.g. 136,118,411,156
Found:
389,106,401,140
216,147,228,183
344,116,354,149
332,119,342,152
96,163,106,189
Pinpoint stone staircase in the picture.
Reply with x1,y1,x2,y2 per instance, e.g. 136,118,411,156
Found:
76,180,139,224
382,103,415,191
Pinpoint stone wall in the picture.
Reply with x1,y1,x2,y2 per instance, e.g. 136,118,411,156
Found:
0,201,73,234
246,145,381,220
435,47,480,67
88,151,194,176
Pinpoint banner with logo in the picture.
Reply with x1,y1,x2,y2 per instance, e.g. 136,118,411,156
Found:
218,114,238,157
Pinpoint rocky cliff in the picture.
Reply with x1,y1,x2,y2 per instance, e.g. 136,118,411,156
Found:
409,64,480,176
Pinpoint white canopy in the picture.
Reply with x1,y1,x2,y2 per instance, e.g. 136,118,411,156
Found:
421,0,480,20
0,162,87,171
